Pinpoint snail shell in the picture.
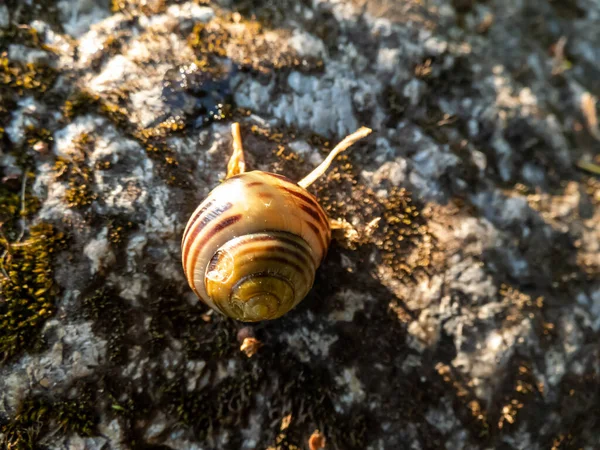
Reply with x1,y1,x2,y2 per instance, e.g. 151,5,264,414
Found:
181,123,371,322
182,171,330,322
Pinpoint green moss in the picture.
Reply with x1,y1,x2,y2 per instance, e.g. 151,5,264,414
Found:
378,187,431,275
54,396,96,437
63,184,94,208
0,185,40,239
98,99,131,130
8,126,55,170
0,397,50,450
1,391,97,449
0,108,56,365
61,90,181,175
0,223,66,362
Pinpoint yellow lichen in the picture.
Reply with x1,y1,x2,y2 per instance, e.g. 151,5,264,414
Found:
53,133,97,208
0,55,57,95
0,223,66,361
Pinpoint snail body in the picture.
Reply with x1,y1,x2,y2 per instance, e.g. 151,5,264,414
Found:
182,123,372,322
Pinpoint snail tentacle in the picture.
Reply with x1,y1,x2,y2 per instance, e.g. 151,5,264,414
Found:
227,122,246,178
297,126,372,188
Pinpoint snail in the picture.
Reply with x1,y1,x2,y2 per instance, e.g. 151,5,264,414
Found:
182,122,372,322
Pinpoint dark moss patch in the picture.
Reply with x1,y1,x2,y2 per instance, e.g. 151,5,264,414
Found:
503,117,573,188
231,0,295,28
61,90,102,122
3,0,62,31
381,84,407,127
0,24,47,52
415,54,474,99
0,223,67,362
147,283,237,359
83,287,131,364
106,216,136,246
488,358,544,436
0,186,23,232
436,352,552,446
54,398,97,437
548,371,600,448
20,126,54,165
165,370,257,442
250,349,370,450
0,397,51,450
435,362,492,441
158,62,234,128
74,263,376,448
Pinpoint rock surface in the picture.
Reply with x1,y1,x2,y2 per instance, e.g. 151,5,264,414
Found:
1,0,599,449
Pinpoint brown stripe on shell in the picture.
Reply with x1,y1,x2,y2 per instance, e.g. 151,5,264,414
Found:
222,232,311,255
206,250,222,276
183,202,233,264
280,186,329,225
305,219,328,255
299,203,328,229
182,199,214,247
184,211,240,277
236,243,315,273
237,255,313,286
265,172,295,183
246,181,264,187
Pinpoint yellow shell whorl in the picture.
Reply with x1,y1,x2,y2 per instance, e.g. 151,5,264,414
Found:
229,274,294,321
205,232,316,322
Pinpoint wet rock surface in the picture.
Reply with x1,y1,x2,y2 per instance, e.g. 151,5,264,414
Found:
1,0,599,449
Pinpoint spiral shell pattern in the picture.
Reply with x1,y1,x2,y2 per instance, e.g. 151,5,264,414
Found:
181,171,331,321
